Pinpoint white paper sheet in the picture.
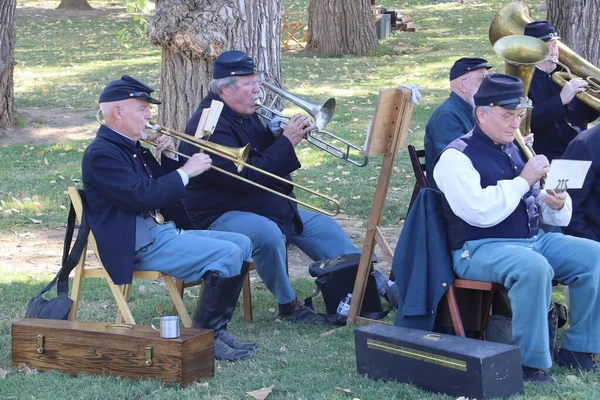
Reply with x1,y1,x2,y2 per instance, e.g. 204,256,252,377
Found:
545,159,592,191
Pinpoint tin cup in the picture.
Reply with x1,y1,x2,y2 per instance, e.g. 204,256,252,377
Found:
151,315,180,339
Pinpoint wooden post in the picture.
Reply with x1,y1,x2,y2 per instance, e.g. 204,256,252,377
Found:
346,87,414,324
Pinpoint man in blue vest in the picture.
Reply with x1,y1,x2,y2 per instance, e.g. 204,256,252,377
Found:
180,50,360,324
434,74,600,383
562,124,600,241
424,57,492,188
524,21,599,162
82,75,257,361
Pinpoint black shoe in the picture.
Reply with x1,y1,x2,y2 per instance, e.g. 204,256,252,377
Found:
522,366,556,384
279,298,327,324
216,330,259,351
555,348,598,372
214,338,253,361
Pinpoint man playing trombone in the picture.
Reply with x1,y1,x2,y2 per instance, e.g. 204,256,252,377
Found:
181,50,360,325
83,75,257,361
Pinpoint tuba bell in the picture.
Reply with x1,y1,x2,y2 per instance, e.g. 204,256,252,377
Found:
492,34,549,160
489,1,600,111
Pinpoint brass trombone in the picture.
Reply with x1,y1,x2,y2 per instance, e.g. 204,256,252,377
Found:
255,79,369,167
144,122,341,217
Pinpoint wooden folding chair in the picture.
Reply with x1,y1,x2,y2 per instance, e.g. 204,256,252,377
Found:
66,187,193,328
406,146,501,338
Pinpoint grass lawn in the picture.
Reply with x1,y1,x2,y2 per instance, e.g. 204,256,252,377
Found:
1,0,599,398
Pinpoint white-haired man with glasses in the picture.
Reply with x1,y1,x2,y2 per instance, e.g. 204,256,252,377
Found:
433,74,600,384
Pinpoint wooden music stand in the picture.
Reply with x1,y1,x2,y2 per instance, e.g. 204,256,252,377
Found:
346,87,414,324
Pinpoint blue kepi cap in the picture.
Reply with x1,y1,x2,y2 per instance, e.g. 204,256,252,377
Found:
473,73,533,110
213,50,257,79
99,75,160,104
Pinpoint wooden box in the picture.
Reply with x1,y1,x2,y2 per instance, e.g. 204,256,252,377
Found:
355,324,523,399
12,319,214,386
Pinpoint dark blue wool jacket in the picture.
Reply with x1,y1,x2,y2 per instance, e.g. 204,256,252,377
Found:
563,124,600,241
425,91,475,189
393,188,454,331
82,126,192,284
180,92,303,241
529,67,599,162
443,126,540,250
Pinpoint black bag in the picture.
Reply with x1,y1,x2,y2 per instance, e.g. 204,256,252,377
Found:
25,193,90,320
304,253,390,324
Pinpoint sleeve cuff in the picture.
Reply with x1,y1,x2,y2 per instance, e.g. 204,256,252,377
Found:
176,169,189,186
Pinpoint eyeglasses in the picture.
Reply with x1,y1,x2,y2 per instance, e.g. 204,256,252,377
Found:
463,75,486,83
486,111,527,123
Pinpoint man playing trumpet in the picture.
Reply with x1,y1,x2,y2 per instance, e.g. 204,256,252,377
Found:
181,50,360,324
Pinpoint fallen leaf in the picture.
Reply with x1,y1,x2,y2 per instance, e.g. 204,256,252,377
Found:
28,218,42,224
246,385,274,400
0,368,8,378
155,306,164,313
18,363,37,375
138,285,146,295
335,387,353,395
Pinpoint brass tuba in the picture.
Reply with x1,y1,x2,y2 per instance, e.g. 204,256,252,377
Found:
489,1,600,111
492,35,549,160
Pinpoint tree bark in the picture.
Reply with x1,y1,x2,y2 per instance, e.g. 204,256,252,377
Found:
547,0,600,67
147,0,282,130
0,0,16,129
306,0,378,56
56,0,93,10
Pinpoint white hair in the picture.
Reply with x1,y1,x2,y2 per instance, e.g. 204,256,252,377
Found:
209,76,239,95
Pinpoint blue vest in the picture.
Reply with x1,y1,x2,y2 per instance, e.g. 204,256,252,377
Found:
443,126,540,250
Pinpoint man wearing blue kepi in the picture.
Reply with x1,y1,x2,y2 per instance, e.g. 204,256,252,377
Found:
180,50,360,324
424,57,492,188
524,21,599,162
82,75,257,361
434,74,600,383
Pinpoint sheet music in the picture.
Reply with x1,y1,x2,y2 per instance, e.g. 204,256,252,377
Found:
545,159,592,191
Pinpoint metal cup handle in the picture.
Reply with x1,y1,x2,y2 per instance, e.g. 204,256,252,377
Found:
150,317,161,331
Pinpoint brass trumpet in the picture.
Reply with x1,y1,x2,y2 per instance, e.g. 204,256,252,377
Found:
255,79,369,167
144,122,341,217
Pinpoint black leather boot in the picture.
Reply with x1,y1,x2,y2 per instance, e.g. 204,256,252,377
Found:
193,262,257,360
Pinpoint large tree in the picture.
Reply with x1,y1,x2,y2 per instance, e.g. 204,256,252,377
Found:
0,0,16,129
547,0,600,67
147,0,283,130
57,0,93,10
305,0,378,56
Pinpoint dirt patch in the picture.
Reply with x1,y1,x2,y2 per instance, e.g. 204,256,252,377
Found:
1,108,402,281
16,2,129,21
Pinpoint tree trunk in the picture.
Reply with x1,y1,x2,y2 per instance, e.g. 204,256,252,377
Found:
547,0,600,67
306,0,378,56
147,0,282,130
0,0,16,129
56,0,93,10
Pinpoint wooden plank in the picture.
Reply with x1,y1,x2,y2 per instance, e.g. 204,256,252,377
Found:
347,88,414,324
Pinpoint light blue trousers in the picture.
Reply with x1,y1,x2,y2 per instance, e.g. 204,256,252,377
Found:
134,222,253,282
452,231,600,369
209,209,360,304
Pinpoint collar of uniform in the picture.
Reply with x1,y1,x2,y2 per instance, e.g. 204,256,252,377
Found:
97,124,139,150
449,91,475,115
